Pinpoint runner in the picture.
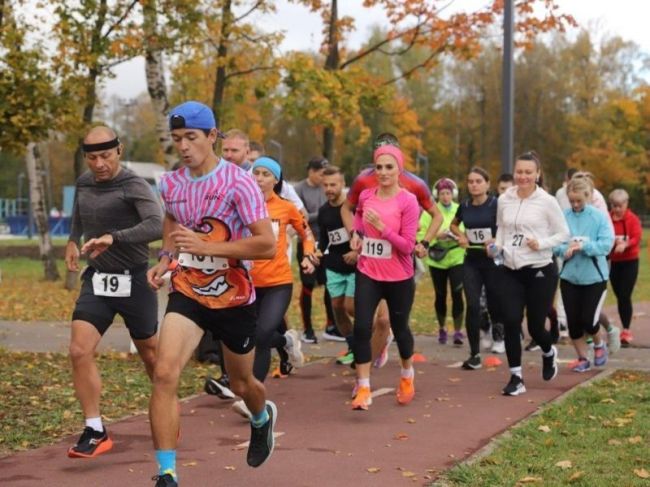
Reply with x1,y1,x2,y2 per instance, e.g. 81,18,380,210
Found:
608,188,642,346
496,173,514,195
65,126,162,458
553,176,613,372
493,151,570,396
295,157,338,343
147,102,277,486
419,178,465,346
349,144,419,410
341,133,443,367
450,167,503,369
318,165,357,365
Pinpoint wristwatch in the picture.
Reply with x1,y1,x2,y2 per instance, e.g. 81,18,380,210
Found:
157,250,174,261
419,240,430,249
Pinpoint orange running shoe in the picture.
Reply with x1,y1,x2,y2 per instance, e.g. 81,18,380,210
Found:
351,386,372,411
397,377,415,405
67,427,113,458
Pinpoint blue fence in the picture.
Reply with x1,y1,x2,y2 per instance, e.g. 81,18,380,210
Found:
5,216,71,236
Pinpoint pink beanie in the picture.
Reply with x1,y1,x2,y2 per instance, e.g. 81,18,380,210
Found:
373,145,404,172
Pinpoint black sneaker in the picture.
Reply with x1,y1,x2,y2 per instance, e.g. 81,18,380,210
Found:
462,355,482,370
152,473,178,487
322,325,346,342
502,375,526,396
247,400,277,468
301,329,318,344
542,345,558,381
67,427,113,458
204,375,235,399
524,339,540,352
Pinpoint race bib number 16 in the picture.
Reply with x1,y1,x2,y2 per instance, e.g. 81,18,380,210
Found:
361,237,392,259
467,227,492,244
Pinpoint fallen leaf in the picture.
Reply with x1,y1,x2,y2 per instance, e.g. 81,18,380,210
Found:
555,460,572,469
395,432,409,440
628,436,643,444
608,439,622,446
402,471,416,478
406,418,416,424
517,476,543,484
224,465,236,471
367,467,380,473
448,377,461,383
538,425,551,433
568,471,584,482
600,398,616,404
634,468,650,479
182,461,198,467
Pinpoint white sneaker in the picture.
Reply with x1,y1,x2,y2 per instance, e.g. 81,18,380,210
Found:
284,329,305,367
480,329,493,351
491,340,505,354
232,400,252,419
608,326,621,354
559,322,569,339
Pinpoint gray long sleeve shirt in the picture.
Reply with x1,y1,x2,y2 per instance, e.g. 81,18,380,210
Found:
295,179,327,241
69,168,163,272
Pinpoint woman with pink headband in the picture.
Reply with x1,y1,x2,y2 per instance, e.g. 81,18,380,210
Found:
349,145,420,410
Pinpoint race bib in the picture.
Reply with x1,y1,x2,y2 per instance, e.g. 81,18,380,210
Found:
178,252,229,271
508,232,525,247
92,271,132,297
467,227,492,244
361,237,392,259
328,227,350,245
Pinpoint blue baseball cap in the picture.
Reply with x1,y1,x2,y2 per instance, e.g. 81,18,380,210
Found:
169,101,217,130
251,157,282,180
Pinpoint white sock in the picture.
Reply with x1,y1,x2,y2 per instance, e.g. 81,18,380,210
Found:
400,367,414,378
510,367,522,378
357,378,370,388
85,417,103,433
542,347,555,357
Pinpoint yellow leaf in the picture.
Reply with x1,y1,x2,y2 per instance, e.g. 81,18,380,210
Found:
628,436,643,444
634,469,650,479
608,439,622,446
182,461,197,467
568,471,585,482
406,418,416,424
600,398,616,403
518,476,543,484
538,425,551,433
402,471,416,477
62,410,72,419
555,460,572,469
224,465,236,471
367,467,380,473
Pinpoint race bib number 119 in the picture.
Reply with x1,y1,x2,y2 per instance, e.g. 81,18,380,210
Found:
361,237,392,259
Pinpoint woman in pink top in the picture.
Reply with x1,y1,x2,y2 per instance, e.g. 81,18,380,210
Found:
349,145,420,410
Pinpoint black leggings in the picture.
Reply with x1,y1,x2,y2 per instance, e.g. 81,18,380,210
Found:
430,265,464,329
609,259,639,329
297,243,335,331
560,280,607,340
253,284,293,382
499,263,558,368
463,263,501,356
353,272,415,364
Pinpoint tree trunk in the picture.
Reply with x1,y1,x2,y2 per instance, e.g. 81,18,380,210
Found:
25,142,60,281
212,0,233,124
322,0,339,161
143,0,175,169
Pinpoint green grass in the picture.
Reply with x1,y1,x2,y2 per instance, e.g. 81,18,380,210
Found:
436,370,650,486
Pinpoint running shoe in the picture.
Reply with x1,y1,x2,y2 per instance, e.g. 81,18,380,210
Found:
480,329,493,351
232,400,252,420
594,343,609,367
272,361,294,378
284,329,305,367
67,427,113,458
152,474,177,487
542,345,558,381
453,331,464,346
524,339,540,352
559,322,569,339
608,325,621,354
204,375,235,399
372,334,392,368
351,382,359,399
462,355,482,370
247,401,277,468
490,340,506,354
322,325,346,342
300,329,318,344
620,329,633,347
438,328,448,345
571,358,591,373
351,386,372,410
396,377,415,405
336,351,355,366
502,375,526,396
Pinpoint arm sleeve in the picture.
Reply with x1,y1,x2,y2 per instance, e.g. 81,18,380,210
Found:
627,213,642,249
111,181,163,244
317,210,328,253
537,197,570,250
291,206,315,255
582,213,615,257
68,186,83,245
380,194,418,255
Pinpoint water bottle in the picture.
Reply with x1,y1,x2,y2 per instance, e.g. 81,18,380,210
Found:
487,243,503,266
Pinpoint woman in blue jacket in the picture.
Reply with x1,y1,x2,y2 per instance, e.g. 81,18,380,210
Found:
553,177,614,372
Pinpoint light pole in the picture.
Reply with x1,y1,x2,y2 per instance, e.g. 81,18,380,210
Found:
502,0,514,175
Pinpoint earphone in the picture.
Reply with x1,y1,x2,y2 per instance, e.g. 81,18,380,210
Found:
432,178,458,200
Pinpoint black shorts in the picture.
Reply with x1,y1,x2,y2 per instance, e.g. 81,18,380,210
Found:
165,292,257,355
72,266,158,340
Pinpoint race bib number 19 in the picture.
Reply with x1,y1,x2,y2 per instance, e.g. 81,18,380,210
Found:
92,272,132,297
361,237,392,259
328,227,350,245
178,252,229,271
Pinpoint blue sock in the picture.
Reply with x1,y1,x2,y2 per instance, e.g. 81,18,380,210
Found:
251,407,269,428
155,449,177,480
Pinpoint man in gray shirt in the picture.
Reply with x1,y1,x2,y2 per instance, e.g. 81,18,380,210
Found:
65,126,162,459
294,157,338,343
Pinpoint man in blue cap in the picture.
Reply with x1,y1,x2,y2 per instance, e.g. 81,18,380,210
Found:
146,101,278,486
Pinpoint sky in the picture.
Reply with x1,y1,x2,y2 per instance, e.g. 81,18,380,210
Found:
104,0,650,100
